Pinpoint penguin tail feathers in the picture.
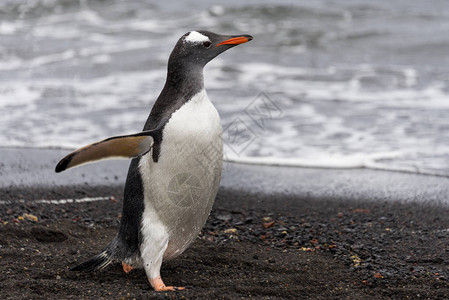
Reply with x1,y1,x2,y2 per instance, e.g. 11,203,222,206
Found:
70,236,127,272
70,249,113,272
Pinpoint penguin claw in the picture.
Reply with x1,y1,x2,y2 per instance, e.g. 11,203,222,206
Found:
122,262,133,274
155,286,185,292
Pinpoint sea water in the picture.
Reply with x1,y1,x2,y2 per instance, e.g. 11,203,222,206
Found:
0,0,448,177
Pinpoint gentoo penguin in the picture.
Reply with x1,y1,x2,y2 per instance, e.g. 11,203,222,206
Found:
55,31,253,291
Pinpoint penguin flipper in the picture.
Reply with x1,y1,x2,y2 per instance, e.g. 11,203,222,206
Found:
55,130,156,173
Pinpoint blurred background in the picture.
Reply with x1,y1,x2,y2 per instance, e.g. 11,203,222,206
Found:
0,0,448,176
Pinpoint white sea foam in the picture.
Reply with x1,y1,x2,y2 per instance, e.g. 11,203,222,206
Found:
224,152,449,177
0,21,20,35
0,83,41,106
75,10,105,26
225,151,405,169
0,40,158,71
32,24,81,39
91,54,111,64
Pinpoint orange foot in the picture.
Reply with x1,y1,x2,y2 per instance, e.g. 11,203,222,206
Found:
149,276,185,292
122,262,134,274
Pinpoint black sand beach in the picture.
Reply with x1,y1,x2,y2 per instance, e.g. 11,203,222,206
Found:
1,148,448,299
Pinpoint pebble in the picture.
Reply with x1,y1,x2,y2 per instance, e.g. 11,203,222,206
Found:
263,221,275,229
244,217,254,224
23,213,38,222
217,214,232,221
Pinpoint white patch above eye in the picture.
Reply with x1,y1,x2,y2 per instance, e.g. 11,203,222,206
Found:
184,31,210,43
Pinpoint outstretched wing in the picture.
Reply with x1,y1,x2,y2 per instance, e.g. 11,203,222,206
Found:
55,130,156,173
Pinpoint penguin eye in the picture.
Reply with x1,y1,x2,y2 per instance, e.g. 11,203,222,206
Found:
203,41,212,48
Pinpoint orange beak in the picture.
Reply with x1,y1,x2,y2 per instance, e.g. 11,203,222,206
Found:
216,35,253,47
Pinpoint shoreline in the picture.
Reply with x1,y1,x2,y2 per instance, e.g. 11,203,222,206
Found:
1,147,448,207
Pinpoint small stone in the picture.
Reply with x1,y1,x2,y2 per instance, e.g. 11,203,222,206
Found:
263,221,275,229
23,213,38,222
224,228,237,234
244,217,254,224
56,275,61,280
217,214,232,221
374,272,383,279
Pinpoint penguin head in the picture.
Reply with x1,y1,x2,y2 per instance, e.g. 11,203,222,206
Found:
168,30,253,69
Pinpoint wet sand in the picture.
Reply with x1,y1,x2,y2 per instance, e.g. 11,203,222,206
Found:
0,148,448,299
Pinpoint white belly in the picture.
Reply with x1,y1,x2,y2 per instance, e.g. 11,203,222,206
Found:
138,89,222,260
